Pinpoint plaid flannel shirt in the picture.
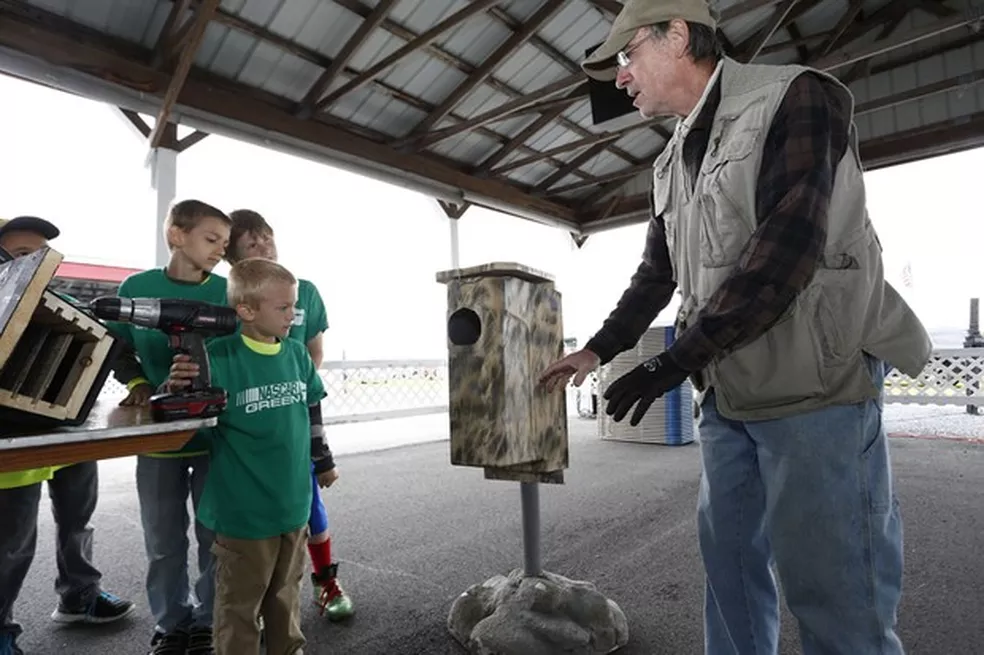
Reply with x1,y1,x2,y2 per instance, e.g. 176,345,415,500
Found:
585,69,852,372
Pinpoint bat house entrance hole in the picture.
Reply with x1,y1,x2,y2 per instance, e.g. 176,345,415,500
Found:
448,308,481,346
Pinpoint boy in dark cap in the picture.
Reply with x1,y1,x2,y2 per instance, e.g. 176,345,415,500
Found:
0,216,135,655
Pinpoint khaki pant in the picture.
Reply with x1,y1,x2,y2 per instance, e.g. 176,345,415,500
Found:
211,527,308,655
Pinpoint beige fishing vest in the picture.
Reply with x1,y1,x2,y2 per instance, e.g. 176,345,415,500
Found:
655,57,932,421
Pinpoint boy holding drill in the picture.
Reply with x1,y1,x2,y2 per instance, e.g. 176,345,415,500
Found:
109,200,230,655
224,209,354,621
164,257,336,654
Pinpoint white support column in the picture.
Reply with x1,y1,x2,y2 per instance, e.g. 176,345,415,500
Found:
149,146,178,267
449,215,460,269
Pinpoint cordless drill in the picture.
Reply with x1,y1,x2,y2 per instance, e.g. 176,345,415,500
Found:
89,297,238,422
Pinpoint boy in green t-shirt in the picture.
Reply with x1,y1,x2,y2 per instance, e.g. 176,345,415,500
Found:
107,200,231,655
224,209,353,621
163,258,335,655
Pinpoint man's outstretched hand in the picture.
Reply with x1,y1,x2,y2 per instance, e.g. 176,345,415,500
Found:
603,352,690,426
538,349,601,392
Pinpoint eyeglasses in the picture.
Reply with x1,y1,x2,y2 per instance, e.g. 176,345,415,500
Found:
616,34,651,69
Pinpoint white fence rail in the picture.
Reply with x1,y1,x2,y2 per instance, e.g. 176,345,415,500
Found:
96,349,984,424
317,359,448,424
884,348,984,406
98,359,450,424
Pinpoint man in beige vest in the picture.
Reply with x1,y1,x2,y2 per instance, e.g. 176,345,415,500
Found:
539,1,932,653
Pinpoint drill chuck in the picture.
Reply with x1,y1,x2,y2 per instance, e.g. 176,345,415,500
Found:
90,296,161,327
89,297,238,335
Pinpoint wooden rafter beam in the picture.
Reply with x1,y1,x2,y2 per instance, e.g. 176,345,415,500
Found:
544,162,652,197
859,110,984,170
916,0,956,18
176,130,209,152
296,0,398,118
533,141,613,193
146,0,219,149
578,192,649,225
855,69,984,117
719,0,782,23
315,0,503,111
508,87,588,117
119,108,150,138
813,9,977,74
475,92,581,174
396,74,584,150
493,132,624,175
491,117,667,176
0,8,579,226
408,0,566,137
867,29,984,78
740,0,802,62
588,0,624,17
809,0,865,60
152,0,192,69
784,23,809,63
437,200,471,219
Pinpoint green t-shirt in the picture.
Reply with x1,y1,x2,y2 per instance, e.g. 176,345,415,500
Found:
110,268,228,456
288,279,329,345
196,334,326,540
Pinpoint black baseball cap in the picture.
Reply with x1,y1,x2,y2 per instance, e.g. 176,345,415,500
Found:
0,216,60,240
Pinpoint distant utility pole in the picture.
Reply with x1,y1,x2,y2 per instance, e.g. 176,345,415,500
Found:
964,298,984,415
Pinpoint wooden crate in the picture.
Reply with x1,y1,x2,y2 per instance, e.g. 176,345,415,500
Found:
0,247,119,427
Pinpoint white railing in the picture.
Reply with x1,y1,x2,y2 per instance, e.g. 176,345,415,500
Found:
98,359,449,424
884,348,984,406
95,349,984,424
318,359,447,424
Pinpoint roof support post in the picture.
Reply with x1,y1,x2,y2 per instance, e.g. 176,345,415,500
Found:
150,123,179,268
438,200,469,268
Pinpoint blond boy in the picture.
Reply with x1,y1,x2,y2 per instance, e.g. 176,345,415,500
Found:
224,209,352,621
166,258,333,655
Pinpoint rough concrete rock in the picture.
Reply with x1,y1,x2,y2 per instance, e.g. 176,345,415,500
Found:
448,568,629,655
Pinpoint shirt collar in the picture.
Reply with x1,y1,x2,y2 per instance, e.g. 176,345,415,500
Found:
676,58,724,137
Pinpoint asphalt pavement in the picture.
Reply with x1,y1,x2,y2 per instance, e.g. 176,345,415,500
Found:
10,418,984,654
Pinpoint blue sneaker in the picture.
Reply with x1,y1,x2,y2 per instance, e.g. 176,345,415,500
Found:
51,589,135,625
0,632,24,655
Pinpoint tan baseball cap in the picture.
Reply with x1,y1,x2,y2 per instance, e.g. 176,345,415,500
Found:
581,0,718,81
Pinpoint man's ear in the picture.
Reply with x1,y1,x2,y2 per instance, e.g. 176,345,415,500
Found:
669,19,690,58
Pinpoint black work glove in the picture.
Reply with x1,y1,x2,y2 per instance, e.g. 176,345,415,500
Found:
603,352,691,426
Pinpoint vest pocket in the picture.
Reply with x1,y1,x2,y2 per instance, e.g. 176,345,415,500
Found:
710,287,826,413
813,265,865,365
698,192,751,268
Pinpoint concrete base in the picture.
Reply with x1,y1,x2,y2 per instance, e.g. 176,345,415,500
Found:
448,568,629,655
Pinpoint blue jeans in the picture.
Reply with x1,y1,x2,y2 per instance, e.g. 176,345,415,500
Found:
135,454,215,634
697,358,904,654
1,462,104,642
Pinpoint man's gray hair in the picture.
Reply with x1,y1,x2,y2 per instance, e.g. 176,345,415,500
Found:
651,20,723,64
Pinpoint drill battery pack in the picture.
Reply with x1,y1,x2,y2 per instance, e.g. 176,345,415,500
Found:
150,388,228,423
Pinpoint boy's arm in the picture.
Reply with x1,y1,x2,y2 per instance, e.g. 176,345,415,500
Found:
111,343,150,389
305,282,330,369
306,346,332,473
107,278,153,397
310,402,334,473
306,334,324,370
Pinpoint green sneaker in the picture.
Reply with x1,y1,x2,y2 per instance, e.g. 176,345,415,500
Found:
312,564,354,621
